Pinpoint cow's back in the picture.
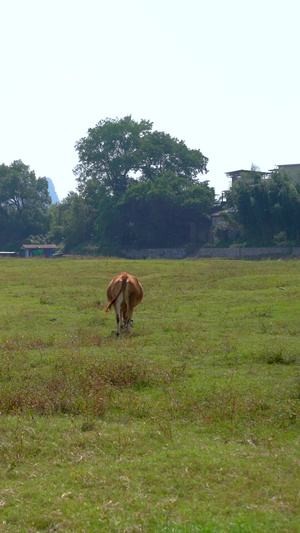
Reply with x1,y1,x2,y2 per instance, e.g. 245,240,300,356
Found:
125,274,143,308
106,272,126,302
106,272,143,310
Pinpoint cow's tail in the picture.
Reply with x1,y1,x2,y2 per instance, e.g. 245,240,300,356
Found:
105,274,127,312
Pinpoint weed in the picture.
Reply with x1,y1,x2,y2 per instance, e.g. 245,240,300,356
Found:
258,347,298,365
266,351,297,365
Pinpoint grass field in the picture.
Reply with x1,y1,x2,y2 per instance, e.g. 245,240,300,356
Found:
0,257,299,532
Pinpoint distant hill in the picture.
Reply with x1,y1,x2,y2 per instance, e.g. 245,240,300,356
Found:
46,178,60,204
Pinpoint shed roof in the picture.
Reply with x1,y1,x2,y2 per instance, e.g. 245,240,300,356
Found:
22,244,58,249
0,251,19,254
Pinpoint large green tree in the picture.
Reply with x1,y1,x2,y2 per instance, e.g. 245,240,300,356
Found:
0,160,51,248
74,116,208,198
72,116,210,250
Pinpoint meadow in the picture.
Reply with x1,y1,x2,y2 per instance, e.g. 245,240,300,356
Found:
0,257,299,532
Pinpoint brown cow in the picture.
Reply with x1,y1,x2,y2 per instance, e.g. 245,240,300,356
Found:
105,272,143,335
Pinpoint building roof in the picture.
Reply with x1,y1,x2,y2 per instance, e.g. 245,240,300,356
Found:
22,244,58,249
277,163,300,168
226,169,269,177
0,251,19,254
225,169,249,176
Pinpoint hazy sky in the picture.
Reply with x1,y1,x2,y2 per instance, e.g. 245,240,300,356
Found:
1,0,300,201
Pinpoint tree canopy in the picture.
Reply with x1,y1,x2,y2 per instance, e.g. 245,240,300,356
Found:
66,116,212,252
0,160,51,248
74,116,208,198
5,118,300,254
226,168,300,245
118,173,214,247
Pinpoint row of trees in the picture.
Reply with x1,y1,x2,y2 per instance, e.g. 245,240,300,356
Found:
1,117,300,252
224,167,300,246
1,116,214,252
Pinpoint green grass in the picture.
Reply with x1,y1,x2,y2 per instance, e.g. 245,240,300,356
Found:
0,257,299,532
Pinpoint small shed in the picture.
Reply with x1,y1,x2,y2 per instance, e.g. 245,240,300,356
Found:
22,244,58,258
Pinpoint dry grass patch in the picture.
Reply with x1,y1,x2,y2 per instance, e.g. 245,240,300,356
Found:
0,351,180,417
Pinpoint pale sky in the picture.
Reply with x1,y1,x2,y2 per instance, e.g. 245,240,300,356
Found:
1,0,300,201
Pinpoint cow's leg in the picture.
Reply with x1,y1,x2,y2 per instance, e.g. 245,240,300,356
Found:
124,307,133,332
125,288,136,332
116,314,120,335
114,300,122,336
120,302,127,330
123,283,131,332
